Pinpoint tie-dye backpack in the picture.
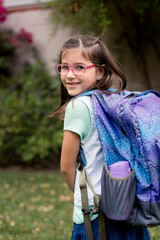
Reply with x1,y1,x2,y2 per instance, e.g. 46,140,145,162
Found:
79,89,160,227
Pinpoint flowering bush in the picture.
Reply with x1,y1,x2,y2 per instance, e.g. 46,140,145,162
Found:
0,0,33,48
10,28,33,47
0,1,33,83
0,0,7,22
0,27,33,85
0,1,61,167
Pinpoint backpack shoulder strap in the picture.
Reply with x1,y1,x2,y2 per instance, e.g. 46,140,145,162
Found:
78,161,106,240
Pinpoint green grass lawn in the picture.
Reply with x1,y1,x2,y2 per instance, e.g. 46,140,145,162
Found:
0,170,159,240
0,170,73,240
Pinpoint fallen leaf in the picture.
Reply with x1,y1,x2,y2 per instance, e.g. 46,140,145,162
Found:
59,195,73,202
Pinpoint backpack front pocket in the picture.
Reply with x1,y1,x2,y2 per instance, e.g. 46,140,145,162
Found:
100,163,136,221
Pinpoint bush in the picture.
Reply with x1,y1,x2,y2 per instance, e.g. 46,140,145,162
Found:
0,60,62,167
0,29,16,86
0,2,62,168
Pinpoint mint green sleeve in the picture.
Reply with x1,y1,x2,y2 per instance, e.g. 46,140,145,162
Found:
63,99,91,140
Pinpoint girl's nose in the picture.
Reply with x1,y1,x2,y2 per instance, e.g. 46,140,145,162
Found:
67,67,75,78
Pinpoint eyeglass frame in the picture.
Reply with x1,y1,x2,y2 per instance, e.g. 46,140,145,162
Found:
56,64,96,76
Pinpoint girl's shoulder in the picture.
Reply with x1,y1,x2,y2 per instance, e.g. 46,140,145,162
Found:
64,96,92,140
70,95,92,104
65,95,92,116
67,95,92,112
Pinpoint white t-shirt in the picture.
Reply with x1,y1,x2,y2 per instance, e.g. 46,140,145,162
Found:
64,96,104,223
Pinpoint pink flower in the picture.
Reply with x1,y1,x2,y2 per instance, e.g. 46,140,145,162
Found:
17,28,33,44
10,28,33,47
10,37,20,46
0,1,7,22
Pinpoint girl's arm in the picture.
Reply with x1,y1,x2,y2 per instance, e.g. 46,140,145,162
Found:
60,130,80,192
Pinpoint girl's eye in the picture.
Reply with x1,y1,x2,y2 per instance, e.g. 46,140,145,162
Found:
75,65,85,71
62,65,69,70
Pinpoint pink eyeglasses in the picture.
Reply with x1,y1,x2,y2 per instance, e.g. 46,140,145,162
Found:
56,64,96,76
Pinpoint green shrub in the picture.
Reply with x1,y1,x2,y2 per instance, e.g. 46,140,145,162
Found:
0,60,62,167
0,6,62,167
0,29,16,86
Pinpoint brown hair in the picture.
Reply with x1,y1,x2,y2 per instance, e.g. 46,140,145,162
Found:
52,35,127,120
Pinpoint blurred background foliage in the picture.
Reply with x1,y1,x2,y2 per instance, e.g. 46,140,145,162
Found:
49,0,160,90
0,4,62,167
0,59,62,167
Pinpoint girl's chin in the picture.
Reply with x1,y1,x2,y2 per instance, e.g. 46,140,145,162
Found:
68,92,80,97
67,89,82,97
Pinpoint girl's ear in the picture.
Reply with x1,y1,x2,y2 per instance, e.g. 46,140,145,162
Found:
97,65,105,80
98,76,103,81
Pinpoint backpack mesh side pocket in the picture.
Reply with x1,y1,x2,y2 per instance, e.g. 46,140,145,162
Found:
100,163,136,221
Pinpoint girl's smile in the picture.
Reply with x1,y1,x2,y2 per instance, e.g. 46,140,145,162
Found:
61,48,102,96
66,82,80,86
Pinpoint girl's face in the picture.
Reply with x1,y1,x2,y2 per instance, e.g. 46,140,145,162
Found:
60,48,102,96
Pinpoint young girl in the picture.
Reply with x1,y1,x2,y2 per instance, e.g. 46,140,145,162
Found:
53,35,150,240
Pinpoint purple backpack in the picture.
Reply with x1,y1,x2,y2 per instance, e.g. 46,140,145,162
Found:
79,89,160,227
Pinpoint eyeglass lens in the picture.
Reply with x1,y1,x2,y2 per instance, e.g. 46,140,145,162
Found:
57,64,85,76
